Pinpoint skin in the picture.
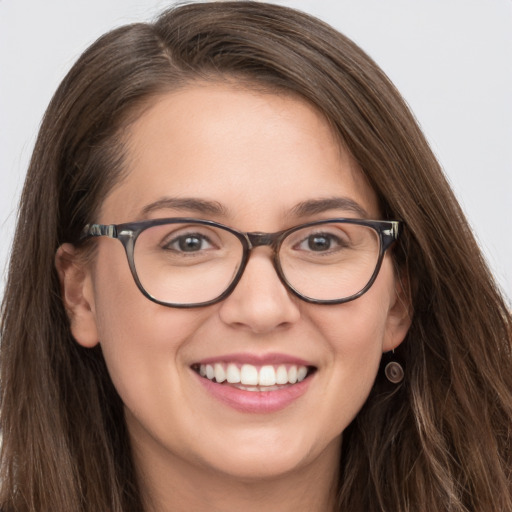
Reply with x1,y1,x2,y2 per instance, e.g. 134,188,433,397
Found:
57,83,411,512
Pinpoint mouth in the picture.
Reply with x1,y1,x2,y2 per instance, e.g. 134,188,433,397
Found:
191,362,317,392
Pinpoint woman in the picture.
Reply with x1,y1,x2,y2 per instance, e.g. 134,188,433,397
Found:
1,2,511,511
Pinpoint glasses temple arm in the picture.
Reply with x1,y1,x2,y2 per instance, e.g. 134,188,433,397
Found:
81,223,117,240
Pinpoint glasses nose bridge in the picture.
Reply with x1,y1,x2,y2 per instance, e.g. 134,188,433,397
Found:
239,231,288,293
245,231,282,251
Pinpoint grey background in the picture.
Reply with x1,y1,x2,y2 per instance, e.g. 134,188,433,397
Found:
1,0,511,303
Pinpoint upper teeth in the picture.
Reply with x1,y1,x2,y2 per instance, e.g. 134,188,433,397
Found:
198,363,309,386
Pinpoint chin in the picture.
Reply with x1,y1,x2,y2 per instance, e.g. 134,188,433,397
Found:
196,430,341,482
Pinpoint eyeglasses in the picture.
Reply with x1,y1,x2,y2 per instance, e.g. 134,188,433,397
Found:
81,217,401,308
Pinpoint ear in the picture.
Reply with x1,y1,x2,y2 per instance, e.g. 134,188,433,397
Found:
382,271,412,352
55,243,99,348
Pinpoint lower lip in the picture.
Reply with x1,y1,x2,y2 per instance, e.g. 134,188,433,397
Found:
194,372,313,413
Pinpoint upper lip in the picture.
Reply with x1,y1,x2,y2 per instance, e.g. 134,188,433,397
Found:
192,352,314,367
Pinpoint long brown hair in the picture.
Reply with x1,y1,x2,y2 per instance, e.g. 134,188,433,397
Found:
1,2,511,511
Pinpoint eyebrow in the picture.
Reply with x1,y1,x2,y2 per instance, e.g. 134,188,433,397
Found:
289,197,370,218
139,195,369,221
141,197,228,217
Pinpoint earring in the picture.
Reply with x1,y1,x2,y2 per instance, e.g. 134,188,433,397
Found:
384,360,404,384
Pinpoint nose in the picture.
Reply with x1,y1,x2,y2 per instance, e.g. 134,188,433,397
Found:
218,249,300,334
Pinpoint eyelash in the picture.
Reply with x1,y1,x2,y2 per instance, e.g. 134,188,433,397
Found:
163,232,215,252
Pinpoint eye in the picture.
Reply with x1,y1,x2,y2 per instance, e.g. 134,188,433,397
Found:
296,232,347,253
163,233,215,253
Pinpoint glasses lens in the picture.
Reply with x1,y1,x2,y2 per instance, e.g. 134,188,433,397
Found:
133,222,244,305
279,222,381,301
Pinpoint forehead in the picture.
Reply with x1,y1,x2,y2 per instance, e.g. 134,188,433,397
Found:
99,83,379,227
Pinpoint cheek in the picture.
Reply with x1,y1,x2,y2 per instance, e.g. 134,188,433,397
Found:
321,302,387,394
308,268,396,423
92,291,212,435
317,287,393,360
89,244,205,409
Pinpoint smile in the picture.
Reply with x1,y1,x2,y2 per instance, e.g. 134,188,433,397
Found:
191,357,317,413
193,362,312,390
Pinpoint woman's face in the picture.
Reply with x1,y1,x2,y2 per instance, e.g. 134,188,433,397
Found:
60,83,410,484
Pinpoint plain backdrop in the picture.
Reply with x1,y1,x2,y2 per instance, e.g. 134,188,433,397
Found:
1,0,511,303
